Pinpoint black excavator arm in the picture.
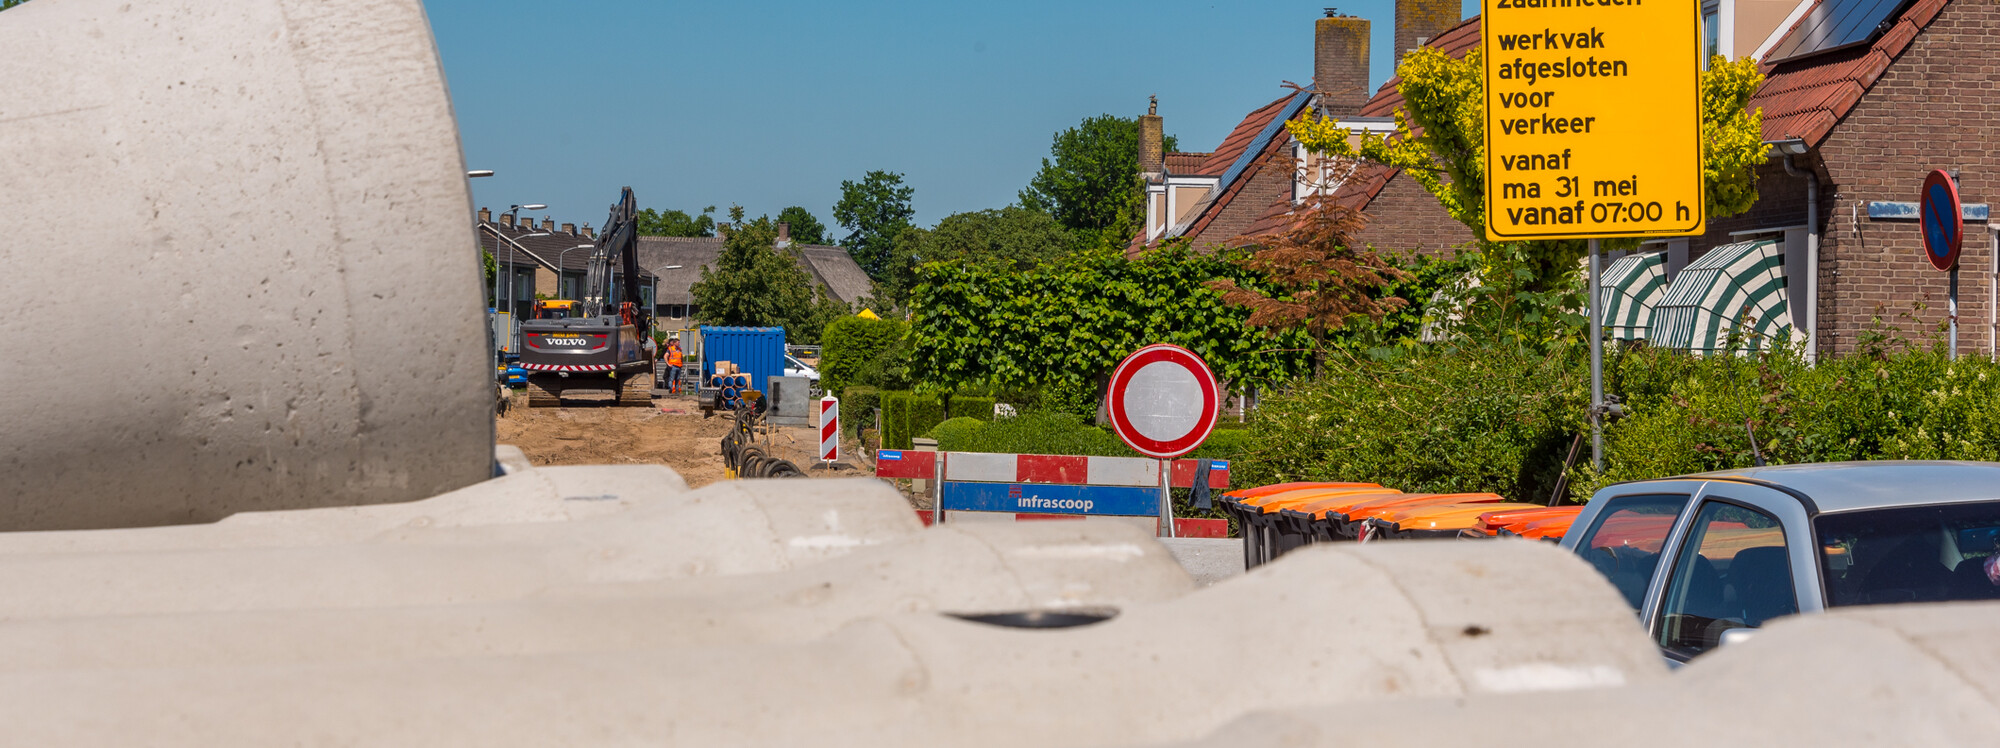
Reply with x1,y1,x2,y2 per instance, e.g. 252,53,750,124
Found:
590,187,650,341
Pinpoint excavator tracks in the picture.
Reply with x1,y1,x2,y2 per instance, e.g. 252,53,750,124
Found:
616,372,655,407
525,371,654,409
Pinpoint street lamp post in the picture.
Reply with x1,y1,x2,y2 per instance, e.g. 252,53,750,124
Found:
556,244,594,302
480,222,549,361
491,202,546,318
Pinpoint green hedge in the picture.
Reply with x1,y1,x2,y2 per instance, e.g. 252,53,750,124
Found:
841,386,881,439
819,315,909,395
1232,339,2000,504
878,390,947,451
948,395,996,422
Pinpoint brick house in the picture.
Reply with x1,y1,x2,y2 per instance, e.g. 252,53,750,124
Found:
1143,0,2000,358
1130,4,1469,258
475,208,655,321
1693,0,1999,357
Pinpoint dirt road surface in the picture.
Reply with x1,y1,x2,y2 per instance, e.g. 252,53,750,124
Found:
495,394,868,489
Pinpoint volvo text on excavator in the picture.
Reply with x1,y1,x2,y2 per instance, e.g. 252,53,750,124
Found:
516,188,654,407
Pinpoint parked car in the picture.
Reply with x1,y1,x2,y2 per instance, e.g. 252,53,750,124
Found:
1563,461,2000,663
784,354,820,385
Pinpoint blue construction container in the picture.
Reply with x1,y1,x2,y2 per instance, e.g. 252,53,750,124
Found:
699,326,786,394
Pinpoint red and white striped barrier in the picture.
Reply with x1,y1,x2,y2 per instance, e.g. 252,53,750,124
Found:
877,451,1231,537
520,362,616,373
875,451,1229,488
818,395,839,463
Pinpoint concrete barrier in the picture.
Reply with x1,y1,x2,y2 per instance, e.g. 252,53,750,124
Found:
0,0,490,531
0,477,920,619
0,521,1194,671
0,540,1661,745
0,464,687,554
1188,601,2000,747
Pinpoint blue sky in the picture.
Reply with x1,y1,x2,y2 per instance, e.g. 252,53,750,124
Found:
427,1,1477,233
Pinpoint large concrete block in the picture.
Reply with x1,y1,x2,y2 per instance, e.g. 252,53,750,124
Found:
1189,601,2000,747
0,0,490,530
0,539,1662,745
0,478,920,619
0,521,1195,672
0,464,688,554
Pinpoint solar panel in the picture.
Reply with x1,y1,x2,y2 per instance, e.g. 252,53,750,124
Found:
1764,0,1917,63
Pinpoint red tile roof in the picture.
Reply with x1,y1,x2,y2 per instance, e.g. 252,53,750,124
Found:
1220,0,1943,246
1201,94,1297,175
1127,92,1305,256
1241,17,1483,240
1750,0,1947,147
1164,152,1215,175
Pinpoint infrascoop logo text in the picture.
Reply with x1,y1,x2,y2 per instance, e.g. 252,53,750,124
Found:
1018,497,1094,512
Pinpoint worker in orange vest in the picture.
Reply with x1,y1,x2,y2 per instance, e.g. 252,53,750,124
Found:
664,338,685,395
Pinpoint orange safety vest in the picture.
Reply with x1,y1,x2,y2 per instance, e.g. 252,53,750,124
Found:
666,347,683,367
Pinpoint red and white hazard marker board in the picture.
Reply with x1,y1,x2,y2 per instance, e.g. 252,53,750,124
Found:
1105,343,1219,460
819,395,839,462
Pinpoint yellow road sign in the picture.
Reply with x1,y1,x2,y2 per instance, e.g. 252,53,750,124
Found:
1481,0,1704,241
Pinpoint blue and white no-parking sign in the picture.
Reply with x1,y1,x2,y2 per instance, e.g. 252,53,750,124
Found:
1921,169,1963,271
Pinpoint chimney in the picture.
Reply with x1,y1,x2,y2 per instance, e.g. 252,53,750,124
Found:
582,224,594,239
1314,9,1370,117
777,222,791,248
478,207,492,224
1138,95,1164,177
500,213,515,228
561,222,575,235
1396,0,1459,59
541,218,554,232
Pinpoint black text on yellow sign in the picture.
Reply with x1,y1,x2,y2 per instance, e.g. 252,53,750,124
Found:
1481,0,1704,241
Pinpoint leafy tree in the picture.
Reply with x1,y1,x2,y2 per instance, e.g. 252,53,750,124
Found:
689,206,852,343
775,206,829,245
1289,51,1766,340
921,206,1080,271
819,315,910,395
908,244,1315,399
1207,200,1412,375
833,170,915,283
1019,114,1176,248
866,206,1080,312
0,0,29,9
636,206,716,237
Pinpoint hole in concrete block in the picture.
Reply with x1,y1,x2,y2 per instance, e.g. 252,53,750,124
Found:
944,607,1119,629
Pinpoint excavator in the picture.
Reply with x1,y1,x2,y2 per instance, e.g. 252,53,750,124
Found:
516,188,654,407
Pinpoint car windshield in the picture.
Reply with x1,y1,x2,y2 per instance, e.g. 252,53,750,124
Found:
1816,501,2000,607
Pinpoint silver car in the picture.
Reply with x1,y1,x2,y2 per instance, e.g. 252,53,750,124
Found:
1563,461,2000,663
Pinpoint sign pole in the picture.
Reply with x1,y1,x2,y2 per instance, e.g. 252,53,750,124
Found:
1950,265,1960,360
1104,343,1219,539
1589,238,1604,472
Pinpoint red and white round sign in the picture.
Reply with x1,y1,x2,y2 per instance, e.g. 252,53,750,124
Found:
1105,343,1220,460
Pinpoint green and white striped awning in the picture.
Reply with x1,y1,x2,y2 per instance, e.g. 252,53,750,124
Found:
1598,251,1669,341
1649,240,1793,354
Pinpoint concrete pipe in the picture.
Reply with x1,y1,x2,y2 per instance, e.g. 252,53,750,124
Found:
0,477,921,619
0,0,491,530
0,521,1196,672
0,464,688,555
0,540,1663,746
1187,600,2000,747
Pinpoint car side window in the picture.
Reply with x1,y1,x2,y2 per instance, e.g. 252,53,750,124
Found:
1570,493,1687,611
1657,500,1797,659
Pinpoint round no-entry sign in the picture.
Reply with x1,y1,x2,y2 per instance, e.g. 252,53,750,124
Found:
1921,169,1963,271
1105,344,1220,460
